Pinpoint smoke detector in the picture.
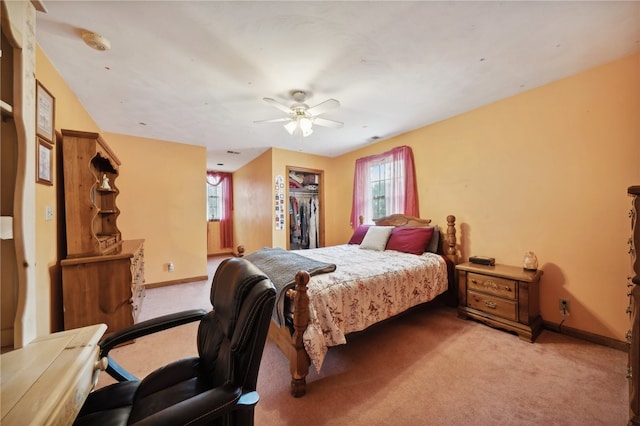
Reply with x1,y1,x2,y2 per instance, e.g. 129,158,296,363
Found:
82,31,111,51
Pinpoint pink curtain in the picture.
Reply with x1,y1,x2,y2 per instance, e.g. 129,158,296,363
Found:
350,145,418,228
206,171,233,248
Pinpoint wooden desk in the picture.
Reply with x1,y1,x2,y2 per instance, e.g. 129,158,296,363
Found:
1,324,107,425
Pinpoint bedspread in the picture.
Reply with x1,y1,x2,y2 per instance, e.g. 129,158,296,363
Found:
293,244,448,372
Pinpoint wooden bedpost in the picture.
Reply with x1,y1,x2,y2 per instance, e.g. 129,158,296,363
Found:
445,215,458,264
291,270,311,397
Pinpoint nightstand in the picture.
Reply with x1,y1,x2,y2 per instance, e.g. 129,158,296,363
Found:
456,262,543,342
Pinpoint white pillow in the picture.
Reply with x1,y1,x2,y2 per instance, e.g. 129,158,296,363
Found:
359,226,394,251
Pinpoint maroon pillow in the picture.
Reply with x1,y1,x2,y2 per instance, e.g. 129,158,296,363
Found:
385,227,435,255
348,225,371,245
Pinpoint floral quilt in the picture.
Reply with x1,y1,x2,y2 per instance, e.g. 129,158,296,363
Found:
292,244,448,372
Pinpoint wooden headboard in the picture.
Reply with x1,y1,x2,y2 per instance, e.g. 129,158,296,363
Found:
373,214,431,228
371,213,458,264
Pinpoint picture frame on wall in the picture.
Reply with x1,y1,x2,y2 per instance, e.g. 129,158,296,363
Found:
37,137,53,185
36,80,55,143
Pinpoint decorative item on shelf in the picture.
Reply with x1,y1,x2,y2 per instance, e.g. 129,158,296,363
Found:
522,251,538,271
101,174,111,190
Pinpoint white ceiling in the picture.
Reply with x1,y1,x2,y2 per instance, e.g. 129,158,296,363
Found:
36,1,640,172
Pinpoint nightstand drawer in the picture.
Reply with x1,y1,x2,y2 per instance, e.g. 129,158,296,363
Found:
467,290,517,321
468,272,517,300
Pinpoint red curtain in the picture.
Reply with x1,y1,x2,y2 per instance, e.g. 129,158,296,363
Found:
206,171,233,249
350,145,418,228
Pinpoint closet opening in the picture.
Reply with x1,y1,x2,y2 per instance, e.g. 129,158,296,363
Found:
286,166,324,250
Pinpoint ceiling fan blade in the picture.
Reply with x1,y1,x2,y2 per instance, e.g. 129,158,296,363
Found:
263,97,293,114
253,117,291,124
313,117,344,129
307,99,340,116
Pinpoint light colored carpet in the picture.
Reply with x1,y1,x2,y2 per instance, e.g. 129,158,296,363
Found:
97,256,629,425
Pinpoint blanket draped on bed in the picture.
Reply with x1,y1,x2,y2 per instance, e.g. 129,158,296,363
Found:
243,247,336,326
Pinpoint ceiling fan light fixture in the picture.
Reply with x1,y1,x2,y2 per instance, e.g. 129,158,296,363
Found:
284,117,314,137
284,120,298,135
259,90,340,138
299,117,313,133
301,126,313,137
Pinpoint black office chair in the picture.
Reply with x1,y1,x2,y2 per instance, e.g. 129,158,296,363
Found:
74,257,276,426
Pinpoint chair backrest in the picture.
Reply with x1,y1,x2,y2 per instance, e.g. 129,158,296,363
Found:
197,257,276,391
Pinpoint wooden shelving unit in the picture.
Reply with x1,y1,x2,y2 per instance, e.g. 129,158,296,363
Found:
60,130,145,333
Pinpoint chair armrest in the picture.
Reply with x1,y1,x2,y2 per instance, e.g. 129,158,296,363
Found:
237,391,259,407
130,383,245,426
100,309,207,382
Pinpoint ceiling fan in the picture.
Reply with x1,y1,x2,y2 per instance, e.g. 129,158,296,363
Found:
254,90,343,137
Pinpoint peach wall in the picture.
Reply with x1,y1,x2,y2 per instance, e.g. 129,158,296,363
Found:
35,46,100,335
330,53,640,342
35,46,208,335
233,147,335,252
36,30,638,344
270,148,333,249
233,149,274,254
207,221,232,255
105,133,208,285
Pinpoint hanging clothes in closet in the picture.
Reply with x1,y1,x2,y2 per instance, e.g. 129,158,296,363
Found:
289,192,319,249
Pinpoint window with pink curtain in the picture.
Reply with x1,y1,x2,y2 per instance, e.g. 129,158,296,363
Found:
349,145,418,228
206,171,233,248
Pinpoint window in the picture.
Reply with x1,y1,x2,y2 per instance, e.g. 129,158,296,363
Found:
207,183,222,221
350,146,418,227
206,171,234,248
370,160,399,220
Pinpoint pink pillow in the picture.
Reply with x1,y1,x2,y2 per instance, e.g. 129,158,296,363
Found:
348,225,371,244
385,227,435,255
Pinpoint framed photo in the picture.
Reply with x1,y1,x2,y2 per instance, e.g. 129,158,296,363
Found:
37,137,53,185
36,80,55,143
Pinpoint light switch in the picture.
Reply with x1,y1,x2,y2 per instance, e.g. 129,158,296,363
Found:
45,205,54,221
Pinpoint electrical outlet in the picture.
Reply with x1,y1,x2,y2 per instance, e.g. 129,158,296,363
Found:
168,262,174,272
45,205,54,221
559,298,570,316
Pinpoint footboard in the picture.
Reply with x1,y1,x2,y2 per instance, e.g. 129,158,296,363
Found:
267,270,311,397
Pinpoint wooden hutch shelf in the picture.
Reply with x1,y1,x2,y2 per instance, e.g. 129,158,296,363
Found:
60,130,145,334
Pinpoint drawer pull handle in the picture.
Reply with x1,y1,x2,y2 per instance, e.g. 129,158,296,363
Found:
94,357,108,372
484,301,497,309
627,367,633,380
470,277,512,293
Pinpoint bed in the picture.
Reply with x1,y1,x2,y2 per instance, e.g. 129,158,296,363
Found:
241,214,458,397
